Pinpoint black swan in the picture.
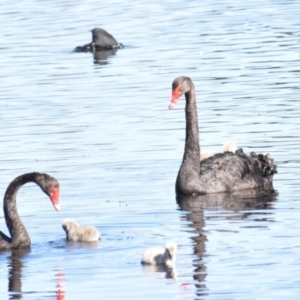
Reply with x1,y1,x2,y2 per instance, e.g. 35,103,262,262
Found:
62,219,100,242
200,140,237,160
141,242,177,267
0,172,60,251
75,28,123,52
168,76,277,196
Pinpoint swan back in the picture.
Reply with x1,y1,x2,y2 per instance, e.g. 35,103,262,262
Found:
91,28,118,47
198,151,277,193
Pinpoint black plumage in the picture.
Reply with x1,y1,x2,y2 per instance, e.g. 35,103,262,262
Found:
0,172,60,251
169,76,277,196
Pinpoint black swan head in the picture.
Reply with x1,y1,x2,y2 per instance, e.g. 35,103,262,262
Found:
169,76,193,110
35,173,60,211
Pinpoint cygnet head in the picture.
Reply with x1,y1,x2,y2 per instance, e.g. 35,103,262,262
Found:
165,242,177,261
223,141,237,153
62,219,80,233
200,150,216,160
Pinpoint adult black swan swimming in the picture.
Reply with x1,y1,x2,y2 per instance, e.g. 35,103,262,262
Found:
168,76,277,196
0,172,60,251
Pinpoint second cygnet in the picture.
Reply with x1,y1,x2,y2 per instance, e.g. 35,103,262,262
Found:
222,140,237,153
62,219,100,242
200,140,237,160
141,242,177,267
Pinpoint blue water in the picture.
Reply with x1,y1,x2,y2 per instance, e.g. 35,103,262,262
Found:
0,0,300,299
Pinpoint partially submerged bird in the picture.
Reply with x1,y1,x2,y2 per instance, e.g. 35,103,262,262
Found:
199,150,216,161
141,242,177,267
75,28,123,52
200,141,237,160
62,219,100,242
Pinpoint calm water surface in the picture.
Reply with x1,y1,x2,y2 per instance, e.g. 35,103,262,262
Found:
0,0,300,299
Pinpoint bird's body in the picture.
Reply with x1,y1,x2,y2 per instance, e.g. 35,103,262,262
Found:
62,219,100,242
169,76,277,196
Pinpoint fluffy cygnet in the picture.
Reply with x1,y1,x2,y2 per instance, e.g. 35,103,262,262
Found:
200,141,237,160
62,219,100,242
200,150,216,160
222,140,237,153
141,242,177,267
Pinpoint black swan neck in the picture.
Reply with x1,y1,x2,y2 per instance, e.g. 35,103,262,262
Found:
173,76,277,196
176,80,203,195
3,173,43,247
183,86,200,169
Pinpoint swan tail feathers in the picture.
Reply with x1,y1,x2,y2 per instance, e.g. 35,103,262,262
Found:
250,152,278,177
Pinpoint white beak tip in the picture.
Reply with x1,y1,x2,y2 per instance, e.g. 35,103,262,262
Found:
169,103,176,110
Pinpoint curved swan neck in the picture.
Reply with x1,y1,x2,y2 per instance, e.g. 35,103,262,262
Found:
175,79,203,195
3,173,43,246
183,86,200,168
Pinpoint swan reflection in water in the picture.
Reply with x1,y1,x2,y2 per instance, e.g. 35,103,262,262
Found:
142,264,178,280
6,249,66,300
7,249,30,299
176,190,277,297
93,49,118,65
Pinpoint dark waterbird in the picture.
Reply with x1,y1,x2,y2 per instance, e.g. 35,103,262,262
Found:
75,28,123,52
0,172,60,251
168,76,277,196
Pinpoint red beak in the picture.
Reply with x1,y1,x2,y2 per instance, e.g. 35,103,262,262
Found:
169,85,181,109
50,187,60,211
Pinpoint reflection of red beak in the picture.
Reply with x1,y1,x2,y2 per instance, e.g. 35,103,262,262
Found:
56,271,65,300
168,85,181,109
181,282,190,290
50,187,60,211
